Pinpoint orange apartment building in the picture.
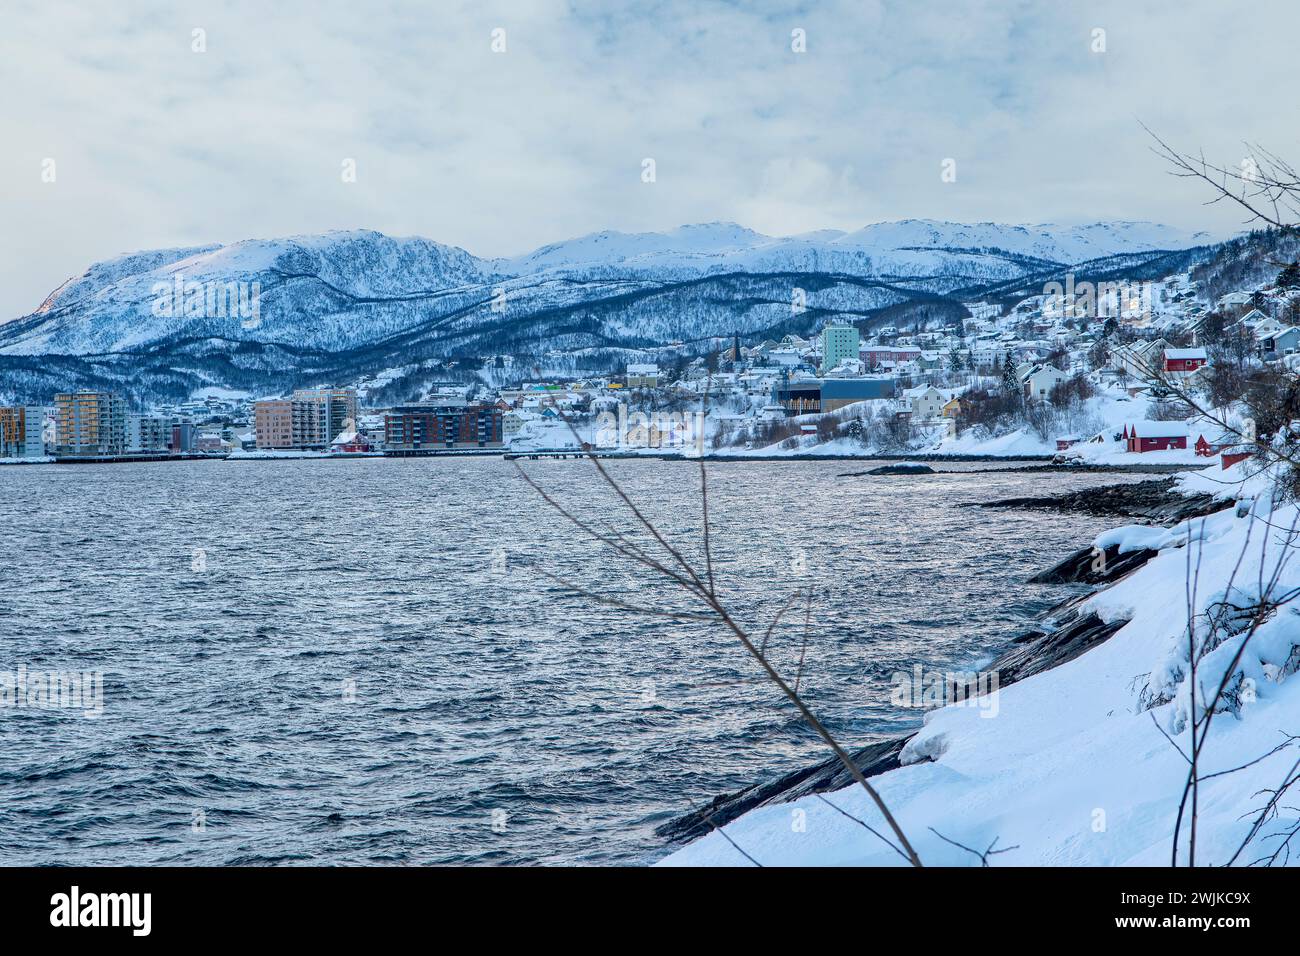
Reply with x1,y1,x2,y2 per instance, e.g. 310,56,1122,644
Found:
54,391,127,456
254,400,294,449
253,387,358,449
0,405,47,458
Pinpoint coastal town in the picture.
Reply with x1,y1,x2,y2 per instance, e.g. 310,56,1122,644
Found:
4,263,1298,469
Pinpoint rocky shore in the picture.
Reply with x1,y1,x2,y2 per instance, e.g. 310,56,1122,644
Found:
973,476,1223,520
655,477,1234,848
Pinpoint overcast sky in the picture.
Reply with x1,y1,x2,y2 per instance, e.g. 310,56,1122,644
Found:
1,0,1297,318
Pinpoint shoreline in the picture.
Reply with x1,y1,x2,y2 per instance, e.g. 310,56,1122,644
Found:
6,450,1202,474
653,475,1232,852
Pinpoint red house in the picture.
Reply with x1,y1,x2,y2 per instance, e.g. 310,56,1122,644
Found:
330,430,373,454
1164,348,1208,373
1124,422,1188,453
1194,433,1232,457
1222,450,1252,470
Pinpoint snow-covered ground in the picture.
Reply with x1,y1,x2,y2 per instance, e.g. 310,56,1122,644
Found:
661,458,1300,866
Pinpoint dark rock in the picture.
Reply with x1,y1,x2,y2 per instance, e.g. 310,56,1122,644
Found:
655,604,1129,846
864,463,935,476
978,477,1228,522
1028,543,1159,585
984,610,1126,686
654,737,910,845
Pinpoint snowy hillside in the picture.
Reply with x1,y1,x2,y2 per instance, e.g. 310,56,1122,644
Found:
0,230,496,356
0,220,1217,402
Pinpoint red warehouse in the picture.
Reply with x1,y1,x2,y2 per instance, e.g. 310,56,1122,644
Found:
1124,422,1188,453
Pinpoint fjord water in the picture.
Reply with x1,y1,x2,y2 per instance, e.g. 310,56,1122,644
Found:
0,457,1146,865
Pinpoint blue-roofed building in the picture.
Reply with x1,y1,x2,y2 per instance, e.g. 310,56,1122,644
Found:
819,376,895,412
772,374,895,415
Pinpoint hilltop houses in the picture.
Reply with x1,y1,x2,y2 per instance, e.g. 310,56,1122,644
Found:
1259,327,1300,360
1111,340,1168,379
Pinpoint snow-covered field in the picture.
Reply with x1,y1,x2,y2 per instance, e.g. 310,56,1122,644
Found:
661,458,1300,866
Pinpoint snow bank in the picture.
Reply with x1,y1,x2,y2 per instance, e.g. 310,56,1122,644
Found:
660,484,1300,867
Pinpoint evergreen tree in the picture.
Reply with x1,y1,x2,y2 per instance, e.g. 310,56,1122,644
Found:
1001,353,1020,402
1278,260,1300,290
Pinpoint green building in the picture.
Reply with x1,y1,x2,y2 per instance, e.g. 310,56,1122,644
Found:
820,322,860,373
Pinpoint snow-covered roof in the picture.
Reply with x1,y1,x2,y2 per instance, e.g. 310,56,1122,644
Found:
1128,421,1189,438
1164,348,1207,360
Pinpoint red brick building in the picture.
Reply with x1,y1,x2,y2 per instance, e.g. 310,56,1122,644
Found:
384,403,503,453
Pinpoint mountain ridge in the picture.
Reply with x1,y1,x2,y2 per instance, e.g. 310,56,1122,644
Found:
0,219,1223,404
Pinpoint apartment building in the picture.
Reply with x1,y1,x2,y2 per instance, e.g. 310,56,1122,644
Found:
254,400,294,449
292,387,358,446
54,391,127,456
171,419,197,454
384,402,504,452
0,405,47,458
820,323,860,372
625,364,660,389
252,387,358,450
126,415,170,452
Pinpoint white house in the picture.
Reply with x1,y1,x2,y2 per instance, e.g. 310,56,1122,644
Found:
1022,364,1069,402
1110,339,1168,379
904,385,949,420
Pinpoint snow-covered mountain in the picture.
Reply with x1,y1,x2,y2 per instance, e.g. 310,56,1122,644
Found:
498,219,1212,279
0,220,1217,403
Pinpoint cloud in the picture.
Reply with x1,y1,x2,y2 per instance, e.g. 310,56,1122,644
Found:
0,0,1296,318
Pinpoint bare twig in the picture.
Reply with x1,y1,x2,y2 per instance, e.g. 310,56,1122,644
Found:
927,827,1019,866
516,410,925,865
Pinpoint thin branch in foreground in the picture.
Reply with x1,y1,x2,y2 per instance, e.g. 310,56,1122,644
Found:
704,812,762,867
815,793,911,864
927,827,1019,867
515,402,924,865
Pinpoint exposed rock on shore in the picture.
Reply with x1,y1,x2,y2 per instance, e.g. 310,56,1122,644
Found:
864,463,936,476
998,478,1232,585
655,598,1128,845
976,476,1224,521
656,478,1232,849
657,737,911,845
1028,544,1158,585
